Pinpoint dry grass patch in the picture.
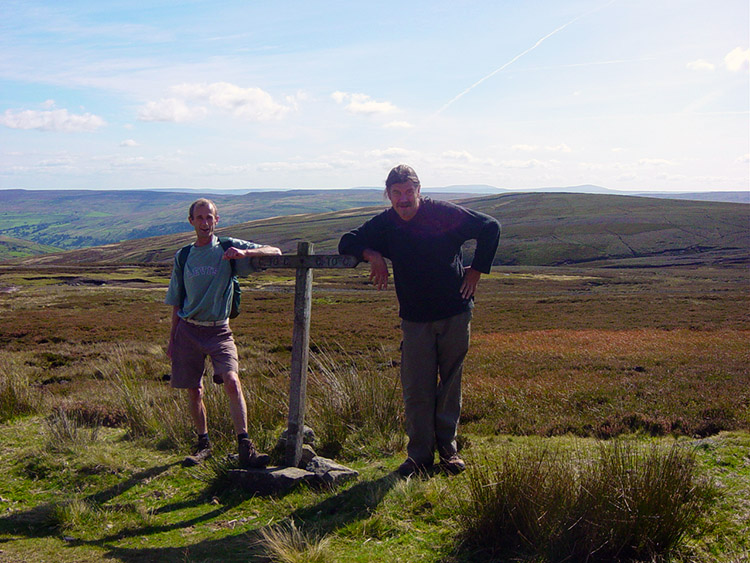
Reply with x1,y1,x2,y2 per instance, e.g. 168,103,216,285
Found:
463,329,750,437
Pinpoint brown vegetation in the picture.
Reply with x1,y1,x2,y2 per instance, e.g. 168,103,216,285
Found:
1,262,747,444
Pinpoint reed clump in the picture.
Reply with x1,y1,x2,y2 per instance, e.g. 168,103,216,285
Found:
307,345,405,459
0,356,40,422
457,439,717,562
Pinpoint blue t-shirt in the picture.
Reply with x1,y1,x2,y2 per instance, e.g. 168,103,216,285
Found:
165,236,260,322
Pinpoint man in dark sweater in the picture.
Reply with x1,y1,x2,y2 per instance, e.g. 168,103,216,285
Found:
338,164,501,477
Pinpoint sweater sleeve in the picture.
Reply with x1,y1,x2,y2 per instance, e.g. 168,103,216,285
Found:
226,237,262,277
338,212,389,261
461,207,501,273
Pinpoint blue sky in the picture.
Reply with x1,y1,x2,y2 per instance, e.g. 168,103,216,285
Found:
1,0,748,192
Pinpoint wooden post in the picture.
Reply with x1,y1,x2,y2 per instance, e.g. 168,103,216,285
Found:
250,246,358,468
286,242,313,467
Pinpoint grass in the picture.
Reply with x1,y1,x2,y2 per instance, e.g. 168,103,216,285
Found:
0,263,747,561
258,520,333,563
306,344,405,459
0,353,41,422
457,439,718,561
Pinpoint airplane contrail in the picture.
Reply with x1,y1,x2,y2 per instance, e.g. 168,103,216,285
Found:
435,1,617,115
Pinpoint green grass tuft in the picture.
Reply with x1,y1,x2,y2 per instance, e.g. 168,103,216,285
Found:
307,344,405,459
0,356,40,422
457,439,718,562
258,519,332,563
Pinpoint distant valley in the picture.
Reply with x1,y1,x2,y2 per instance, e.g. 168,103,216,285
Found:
1,186,746,263
8,191,748,269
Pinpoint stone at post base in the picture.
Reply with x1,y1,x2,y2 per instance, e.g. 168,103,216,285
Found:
305,456,359,486
299,444,317,467
276,425,316,450
228,456,360,496
228,466,317,496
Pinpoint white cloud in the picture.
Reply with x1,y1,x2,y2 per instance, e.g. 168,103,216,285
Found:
331,91,397,115
0,108,105,132
107,156,147,168
137,82,294,123
512,143,571,153
686,59,715,71
724,47,750,72
443,150,482,163
368,147,418,159
439,150,553,169
137,98,206,122
37,156,75,168
500,159,548,169
331,91,347,104
384,121,413,129
120,139,139,147
172,82,293,120
257,161,333,172
638,158,675,166
547,144,572,153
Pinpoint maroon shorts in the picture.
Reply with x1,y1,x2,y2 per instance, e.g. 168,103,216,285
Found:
170,319,238,388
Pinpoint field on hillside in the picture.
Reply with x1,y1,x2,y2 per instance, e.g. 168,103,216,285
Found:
12,192,750,268
0,262,748,562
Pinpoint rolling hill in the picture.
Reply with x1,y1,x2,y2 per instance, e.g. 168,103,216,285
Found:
0,188,486,259
0,188,390,253
2,186,746,261
13,192,749,268
0,235,62,259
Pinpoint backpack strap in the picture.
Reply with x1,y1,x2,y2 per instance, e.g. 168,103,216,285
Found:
218,237,236,275
219,237,241,318
175,244,192,308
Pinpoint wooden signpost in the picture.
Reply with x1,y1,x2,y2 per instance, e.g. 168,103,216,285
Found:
251,242,358,467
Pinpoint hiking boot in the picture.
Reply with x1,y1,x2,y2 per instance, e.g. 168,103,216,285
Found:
183,439,212,467
397,458,433,478
238,438,270,469
440,454,466,475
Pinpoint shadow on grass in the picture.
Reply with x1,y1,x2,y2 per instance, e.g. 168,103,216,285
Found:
1,459,402,563
291,471,401,534
93,471,402,562
0,462,178,540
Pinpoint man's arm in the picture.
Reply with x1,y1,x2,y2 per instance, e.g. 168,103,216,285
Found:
362,248,390,290
338,212,390,290
455,206,500,299
467,211,501,274
460,267,483,299
223,245,282,260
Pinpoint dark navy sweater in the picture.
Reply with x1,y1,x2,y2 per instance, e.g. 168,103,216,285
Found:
338,198,501,322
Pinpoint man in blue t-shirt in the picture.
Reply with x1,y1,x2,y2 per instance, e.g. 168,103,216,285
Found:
338,165,501,477
165,198,282,468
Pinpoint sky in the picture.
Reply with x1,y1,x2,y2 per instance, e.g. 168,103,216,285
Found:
1,0,748,193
